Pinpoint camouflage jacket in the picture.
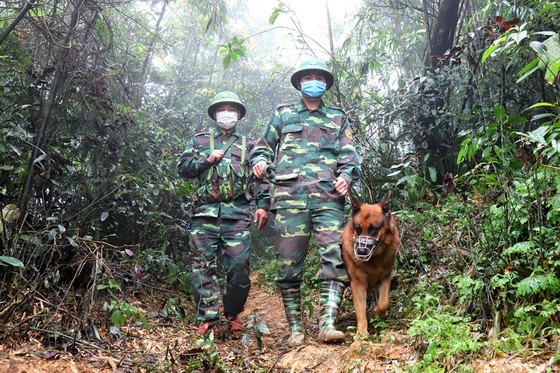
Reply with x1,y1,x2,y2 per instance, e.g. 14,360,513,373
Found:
250,100,361,210
178,127,270,220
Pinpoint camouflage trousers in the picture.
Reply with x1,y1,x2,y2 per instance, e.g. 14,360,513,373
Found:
189,216,252,322
274,207,349,290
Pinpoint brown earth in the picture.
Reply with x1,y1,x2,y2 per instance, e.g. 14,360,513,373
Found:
0,273,556,372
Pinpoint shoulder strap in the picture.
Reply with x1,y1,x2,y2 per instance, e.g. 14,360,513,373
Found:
222,135,237,154
241,136,246,164
210,132,237,156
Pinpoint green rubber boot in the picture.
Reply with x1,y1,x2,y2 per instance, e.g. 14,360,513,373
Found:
280,287,305,346
318,281,346,343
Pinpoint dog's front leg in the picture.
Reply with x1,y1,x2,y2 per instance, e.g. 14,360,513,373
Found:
372,276,391,314
351,279,368,336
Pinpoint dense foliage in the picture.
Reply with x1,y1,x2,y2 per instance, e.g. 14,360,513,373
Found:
1,0,559,370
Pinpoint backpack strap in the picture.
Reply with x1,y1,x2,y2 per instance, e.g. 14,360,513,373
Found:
204,132,241,182
222,135,238,154
241,135,246,164
209,131,238,159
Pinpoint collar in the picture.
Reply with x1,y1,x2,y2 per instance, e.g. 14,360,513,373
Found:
297,99,327,115
211,127,240,138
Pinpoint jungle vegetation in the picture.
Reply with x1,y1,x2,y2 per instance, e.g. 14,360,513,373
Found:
1,0,558,370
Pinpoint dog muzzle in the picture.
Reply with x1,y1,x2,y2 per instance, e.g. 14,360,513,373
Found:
353,235,379,262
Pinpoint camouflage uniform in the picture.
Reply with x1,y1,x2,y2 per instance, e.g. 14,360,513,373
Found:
250,99,360,342
178,127,270,322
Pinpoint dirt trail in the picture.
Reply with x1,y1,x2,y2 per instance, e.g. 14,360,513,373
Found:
0,273,554,372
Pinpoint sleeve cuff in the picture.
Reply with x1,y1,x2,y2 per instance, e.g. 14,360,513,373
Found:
339,172,352,187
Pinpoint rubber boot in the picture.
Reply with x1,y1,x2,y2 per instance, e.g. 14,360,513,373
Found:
280,287,305,346
318,281,346,343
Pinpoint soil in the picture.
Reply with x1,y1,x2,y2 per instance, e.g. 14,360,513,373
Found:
0,273,557,372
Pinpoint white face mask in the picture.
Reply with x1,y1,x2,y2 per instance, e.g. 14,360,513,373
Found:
216,111,238,130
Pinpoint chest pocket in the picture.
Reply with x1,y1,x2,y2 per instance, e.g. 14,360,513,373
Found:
316,124,339,151
280,123,304,151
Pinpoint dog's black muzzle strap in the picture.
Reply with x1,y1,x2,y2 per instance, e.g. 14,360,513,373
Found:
353,235,379,262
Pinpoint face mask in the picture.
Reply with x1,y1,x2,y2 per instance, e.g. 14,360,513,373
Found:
215,111,238,130
301,80,326,99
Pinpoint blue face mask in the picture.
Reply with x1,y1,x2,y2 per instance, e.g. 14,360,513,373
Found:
301,80,326,99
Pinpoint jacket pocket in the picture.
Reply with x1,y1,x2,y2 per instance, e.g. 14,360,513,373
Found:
316,124,339,151
280,123,304,150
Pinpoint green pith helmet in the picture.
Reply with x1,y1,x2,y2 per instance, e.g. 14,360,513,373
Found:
207,91,247,120
290,58,334,91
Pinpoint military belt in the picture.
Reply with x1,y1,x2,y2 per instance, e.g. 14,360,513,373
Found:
262,163,329,187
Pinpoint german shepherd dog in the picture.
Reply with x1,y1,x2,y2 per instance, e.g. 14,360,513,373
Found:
342,191,400,336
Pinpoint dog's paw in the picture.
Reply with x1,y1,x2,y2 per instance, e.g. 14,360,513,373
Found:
353,330,369,341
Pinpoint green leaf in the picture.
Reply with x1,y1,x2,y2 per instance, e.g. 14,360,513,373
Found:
516,274,559,297
19,234,42,247
222,54,231,69
428,167,437,182
525,102,556,110
510,30,527,44
256,320,270,335
494,105,506,122
516,58,539,83
503,241,536,256
269,4,284,25
67,236,79,248
0,256,25,268
481,37,505,64
111,310,125,327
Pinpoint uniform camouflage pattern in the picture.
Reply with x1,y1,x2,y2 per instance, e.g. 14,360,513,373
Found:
189,217,252,321
178,127,270,220
250,100,360,210
250,100,359,287
178,126,270,322
274,207,349,287
251,99,358,339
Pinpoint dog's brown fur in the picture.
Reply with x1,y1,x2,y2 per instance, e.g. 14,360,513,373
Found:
342,191,400,336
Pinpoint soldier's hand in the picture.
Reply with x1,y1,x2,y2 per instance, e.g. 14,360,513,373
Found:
334,177,349,196
253,160,267,179
208,149,224,163
254,208,268,230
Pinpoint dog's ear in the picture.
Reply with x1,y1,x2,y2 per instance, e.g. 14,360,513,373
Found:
380,191,392,222
349,191,361,213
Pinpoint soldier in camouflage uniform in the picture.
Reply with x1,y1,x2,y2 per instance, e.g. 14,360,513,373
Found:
251,58,361,345
177,91,270,337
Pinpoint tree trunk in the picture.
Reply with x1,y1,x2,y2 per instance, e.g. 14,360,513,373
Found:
19,0,86,216
410,0,463,182
428,0,461,67
0,0,37,45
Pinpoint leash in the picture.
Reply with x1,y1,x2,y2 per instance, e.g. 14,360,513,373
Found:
262,163,329,187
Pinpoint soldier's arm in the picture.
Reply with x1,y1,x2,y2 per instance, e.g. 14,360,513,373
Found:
254,178,271,211
177,135,213,179
336,116,361,187
250,109,282,166
247,139,271,211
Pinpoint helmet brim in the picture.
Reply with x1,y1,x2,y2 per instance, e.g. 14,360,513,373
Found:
207,102,246,120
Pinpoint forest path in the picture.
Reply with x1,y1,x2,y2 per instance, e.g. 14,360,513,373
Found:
0,272,553,372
